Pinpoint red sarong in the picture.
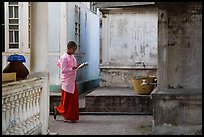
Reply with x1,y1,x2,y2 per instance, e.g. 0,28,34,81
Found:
56,82,79,121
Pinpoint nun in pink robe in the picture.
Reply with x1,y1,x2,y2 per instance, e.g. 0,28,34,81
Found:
55,53,79,122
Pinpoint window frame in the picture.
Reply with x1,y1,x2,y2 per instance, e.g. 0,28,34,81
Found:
90,2,97,14
74,5,80,55
4,2,30,53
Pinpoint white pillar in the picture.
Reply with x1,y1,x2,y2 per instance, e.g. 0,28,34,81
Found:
30,2,48,73
30,2,49,135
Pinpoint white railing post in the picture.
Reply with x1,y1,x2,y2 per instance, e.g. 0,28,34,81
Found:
9,94,19,135
21,91,29,134
5,95,11,135
32,89,38,128
2,96,7,135
18,91,26,135
36,87,41,126
29,89,35,129
40,76,50,135
13,92,23,135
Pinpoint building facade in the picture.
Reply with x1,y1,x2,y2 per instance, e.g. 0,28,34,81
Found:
2,2,100,94
2,2,100,135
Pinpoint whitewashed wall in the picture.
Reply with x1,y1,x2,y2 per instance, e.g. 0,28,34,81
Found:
48,2,100,86
101,8,158,68
79,6,100,81
99,7,158,87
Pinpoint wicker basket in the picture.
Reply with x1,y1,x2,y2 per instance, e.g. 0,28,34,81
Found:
131,76,156,95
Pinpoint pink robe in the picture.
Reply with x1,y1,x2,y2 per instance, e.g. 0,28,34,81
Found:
57,53,77,94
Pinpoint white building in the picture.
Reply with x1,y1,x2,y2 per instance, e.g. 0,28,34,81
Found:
2,2,100,94
2,2,100,135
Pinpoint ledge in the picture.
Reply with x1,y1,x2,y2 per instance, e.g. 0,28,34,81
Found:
151,88,202,100
100,65,157,70
2,77,42,88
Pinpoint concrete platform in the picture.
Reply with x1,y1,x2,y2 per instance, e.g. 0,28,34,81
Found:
151,88,202,135
50,87,153,114
48,87,154,135
48,114,153,135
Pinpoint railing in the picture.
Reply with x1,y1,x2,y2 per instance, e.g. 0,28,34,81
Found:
2,77,44,135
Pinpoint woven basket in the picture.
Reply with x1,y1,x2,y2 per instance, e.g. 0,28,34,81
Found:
131,76,156,95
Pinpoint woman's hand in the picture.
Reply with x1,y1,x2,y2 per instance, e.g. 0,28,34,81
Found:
72,64,81,70
72,67,77,70
73,63,88,70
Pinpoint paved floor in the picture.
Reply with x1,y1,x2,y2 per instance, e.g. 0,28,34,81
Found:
48,88,153,135
48,114,153,135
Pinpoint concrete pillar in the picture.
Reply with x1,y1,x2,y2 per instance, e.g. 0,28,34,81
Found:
30,2,49,135
30,2,48,73
151,3,202,135
157,9,168,91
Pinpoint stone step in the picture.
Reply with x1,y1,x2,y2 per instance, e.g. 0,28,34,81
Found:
49,88,96,114
84,87,153,114
49,91,88,114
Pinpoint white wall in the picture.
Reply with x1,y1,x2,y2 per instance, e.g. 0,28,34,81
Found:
99,7,158,87
102,8,158,68
48,2,61,85
48,2,100,85
65,2,100,82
